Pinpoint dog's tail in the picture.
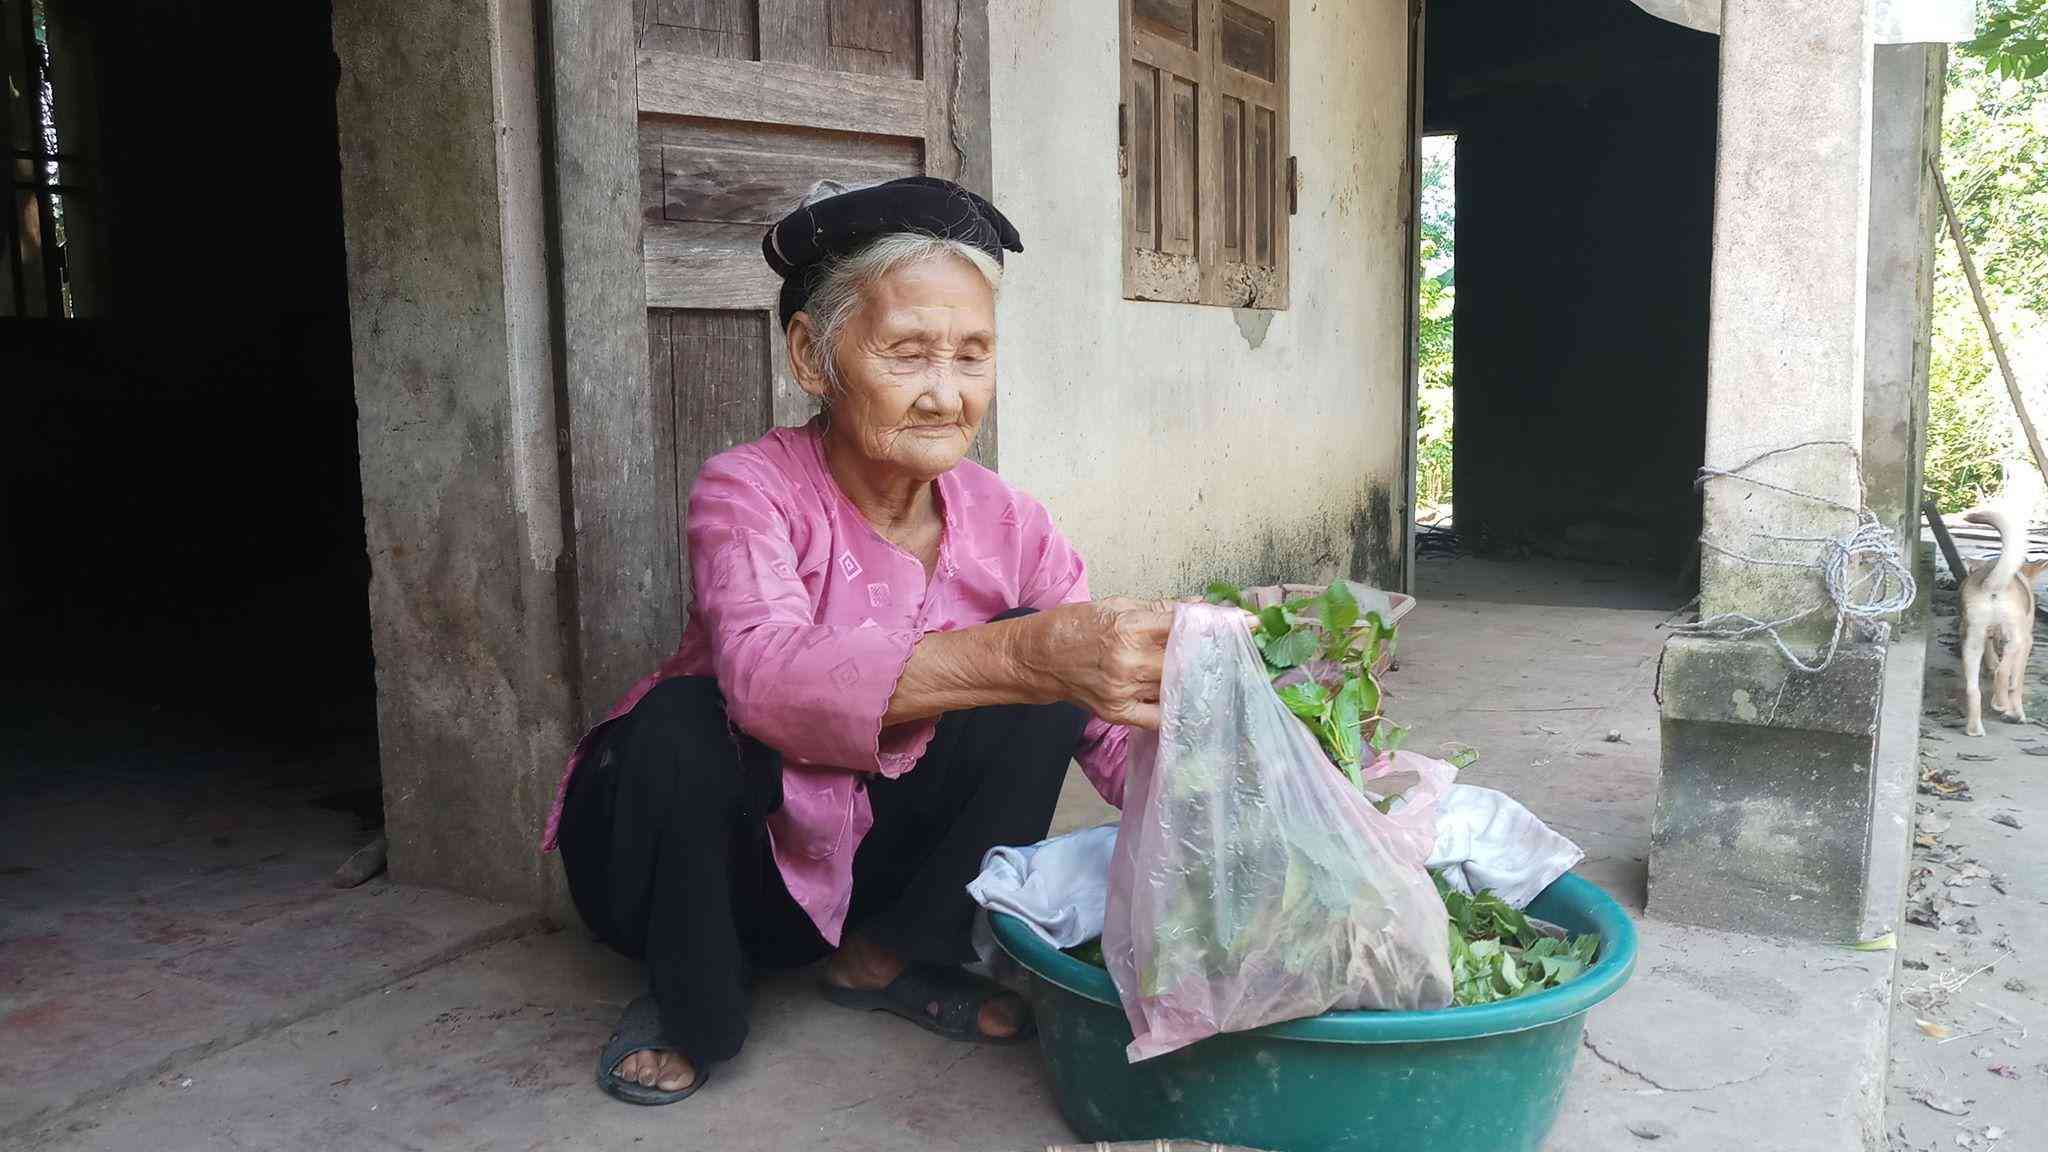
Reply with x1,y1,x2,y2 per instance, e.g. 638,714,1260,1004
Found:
1964,506,2029,590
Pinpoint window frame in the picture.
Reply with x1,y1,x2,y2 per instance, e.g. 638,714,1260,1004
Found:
1118,0,1290,309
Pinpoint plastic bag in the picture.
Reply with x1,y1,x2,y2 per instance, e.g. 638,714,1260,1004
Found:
1102,604,1455,1062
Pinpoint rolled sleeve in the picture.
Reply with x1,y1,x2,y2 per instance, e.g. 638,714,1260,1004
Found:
1075,717,1129,808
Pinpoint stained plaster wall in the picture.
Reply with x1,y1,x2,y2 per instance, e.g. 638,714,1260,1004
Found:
334,0,575,911
985,0,1414,597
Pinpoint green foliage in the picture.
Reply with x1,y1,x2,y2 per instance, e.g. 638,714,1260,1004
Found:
1970,0,2048,81
1925,291,2012,509
1924,20,2047,510
1209,582,1408,783
1415,136,1457,513
1436,872,1601,1007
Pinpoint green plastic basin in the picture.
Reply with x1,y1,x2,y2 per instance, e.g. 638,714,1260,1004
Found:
991,873,1638,1152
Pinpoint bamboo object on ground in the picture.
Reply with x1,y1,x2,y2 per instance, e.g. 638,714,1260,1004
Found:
1931,157,2048,494
1924,499,1968,580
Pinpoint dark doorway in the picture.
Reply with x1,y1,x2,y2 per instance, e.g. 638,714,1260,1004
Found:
2,0,378,855
1415,0,1716,608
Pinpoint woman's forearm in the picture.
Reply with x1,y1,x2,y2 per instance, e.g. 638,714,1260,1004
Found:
881,614,1058,726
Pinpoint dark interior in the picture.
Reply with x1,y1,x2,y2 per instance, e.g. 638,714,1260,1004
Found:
3,0,377,803
1424,0,1718,580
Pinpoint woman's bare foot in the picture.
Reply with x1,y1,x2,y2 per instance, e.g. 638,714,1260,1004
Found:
613,1047,695,1092
824,933,1024,1039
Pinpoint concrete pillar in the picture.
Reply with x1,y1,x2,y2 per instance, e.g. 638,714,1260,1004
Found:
1651,0,1889,941
334,0,576,913
1862,44,1945,601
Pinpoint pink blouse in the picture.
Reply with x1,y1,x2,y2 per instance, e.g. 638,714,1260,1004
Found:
542,422,1129,945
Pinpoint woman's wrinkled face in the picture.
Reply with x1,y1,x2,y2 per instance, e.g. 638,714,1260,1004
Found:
801,255,995,480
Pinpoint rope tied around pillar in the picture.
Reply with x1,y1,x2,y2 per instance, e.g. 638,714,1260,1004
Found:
1673,439,1916,674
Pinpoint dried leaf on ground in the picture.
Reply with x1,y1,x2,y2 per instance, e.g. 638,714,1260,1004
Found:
1988,1064,2020,1080
1956,752,1998,762
1907,897,1945,928
1907,1087,1974,1116
1989,812,2023,829
2003,977,2028,993
1918,1018,1954,1038
1921,763,1977,800
1956,916,1983,936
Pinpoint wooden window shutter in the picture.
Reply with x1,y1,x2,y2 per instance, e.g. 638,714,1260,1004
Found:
1120,0,1289,308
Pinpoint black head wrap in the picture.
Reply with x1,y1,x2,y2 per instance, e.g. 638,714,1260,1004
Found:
763,176,1023,330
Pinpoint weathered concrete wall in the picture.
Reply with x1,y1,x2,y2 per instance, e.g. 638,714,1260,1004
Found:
986,0,1413,596
1864,44,1944,570
1651,0,1889,942
334,0,575,911
1695,0,1877,635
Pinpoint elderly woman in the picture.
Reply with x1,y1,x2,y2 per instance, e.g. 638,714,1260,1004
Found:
541,177,1172,1105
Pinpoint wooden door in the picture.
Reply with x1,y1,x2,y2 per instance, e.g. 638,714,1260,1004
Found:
550,1,994,720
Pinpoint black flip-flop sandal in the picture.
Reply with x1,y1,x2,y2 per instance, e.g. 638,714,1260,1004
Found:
821,963,1036,1045
595,995,708,1106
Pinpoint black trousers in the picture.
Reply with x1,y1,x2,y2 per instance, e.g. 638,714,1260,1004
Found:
557,654,1085,1066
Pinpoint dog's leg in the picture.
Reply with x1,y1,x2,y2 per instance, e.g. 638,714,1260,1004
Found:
1963,625,1990,736
1987,637,2009,715
2008,630,2031,723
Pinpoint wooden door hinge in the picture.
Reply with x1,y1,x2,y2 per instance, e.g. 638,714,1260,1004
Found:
1287,156,1298,215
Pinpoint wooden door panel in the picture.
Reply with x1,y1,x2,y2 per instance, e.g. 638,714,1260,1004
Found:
671,308,774,512
637,51,928,135
755,0,921,78
554,2,988,715
647,0,758,57
658,141,916,225
644,119,922,227
630,0,991,611
638,117,923,311
648,308,779,596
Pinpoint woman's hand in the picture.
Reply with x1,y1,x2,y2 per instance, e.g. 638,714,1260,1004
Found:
1019,598,1178,729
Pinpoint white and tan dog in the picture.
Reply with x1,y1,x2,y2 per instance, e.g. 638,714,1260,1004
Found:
1959,505,2048,736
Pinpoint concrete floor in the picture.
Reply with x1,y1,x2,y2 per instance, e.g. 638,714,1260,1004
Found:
2,557,1917,1150
0,755,541,1141
1884,597,2048,1152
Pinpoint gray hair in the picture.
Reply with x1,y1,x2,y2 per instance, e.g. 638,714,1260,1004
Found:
790,181,1003,398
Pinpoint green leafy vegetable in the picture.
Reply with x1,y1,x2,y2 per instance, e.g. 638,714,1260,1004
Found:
1435,871,1600,1006
1206,581,1246,608
1320,579,1360,638
1206,581,1410,790
1276,680,1331,721
1060,873,1601,1011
